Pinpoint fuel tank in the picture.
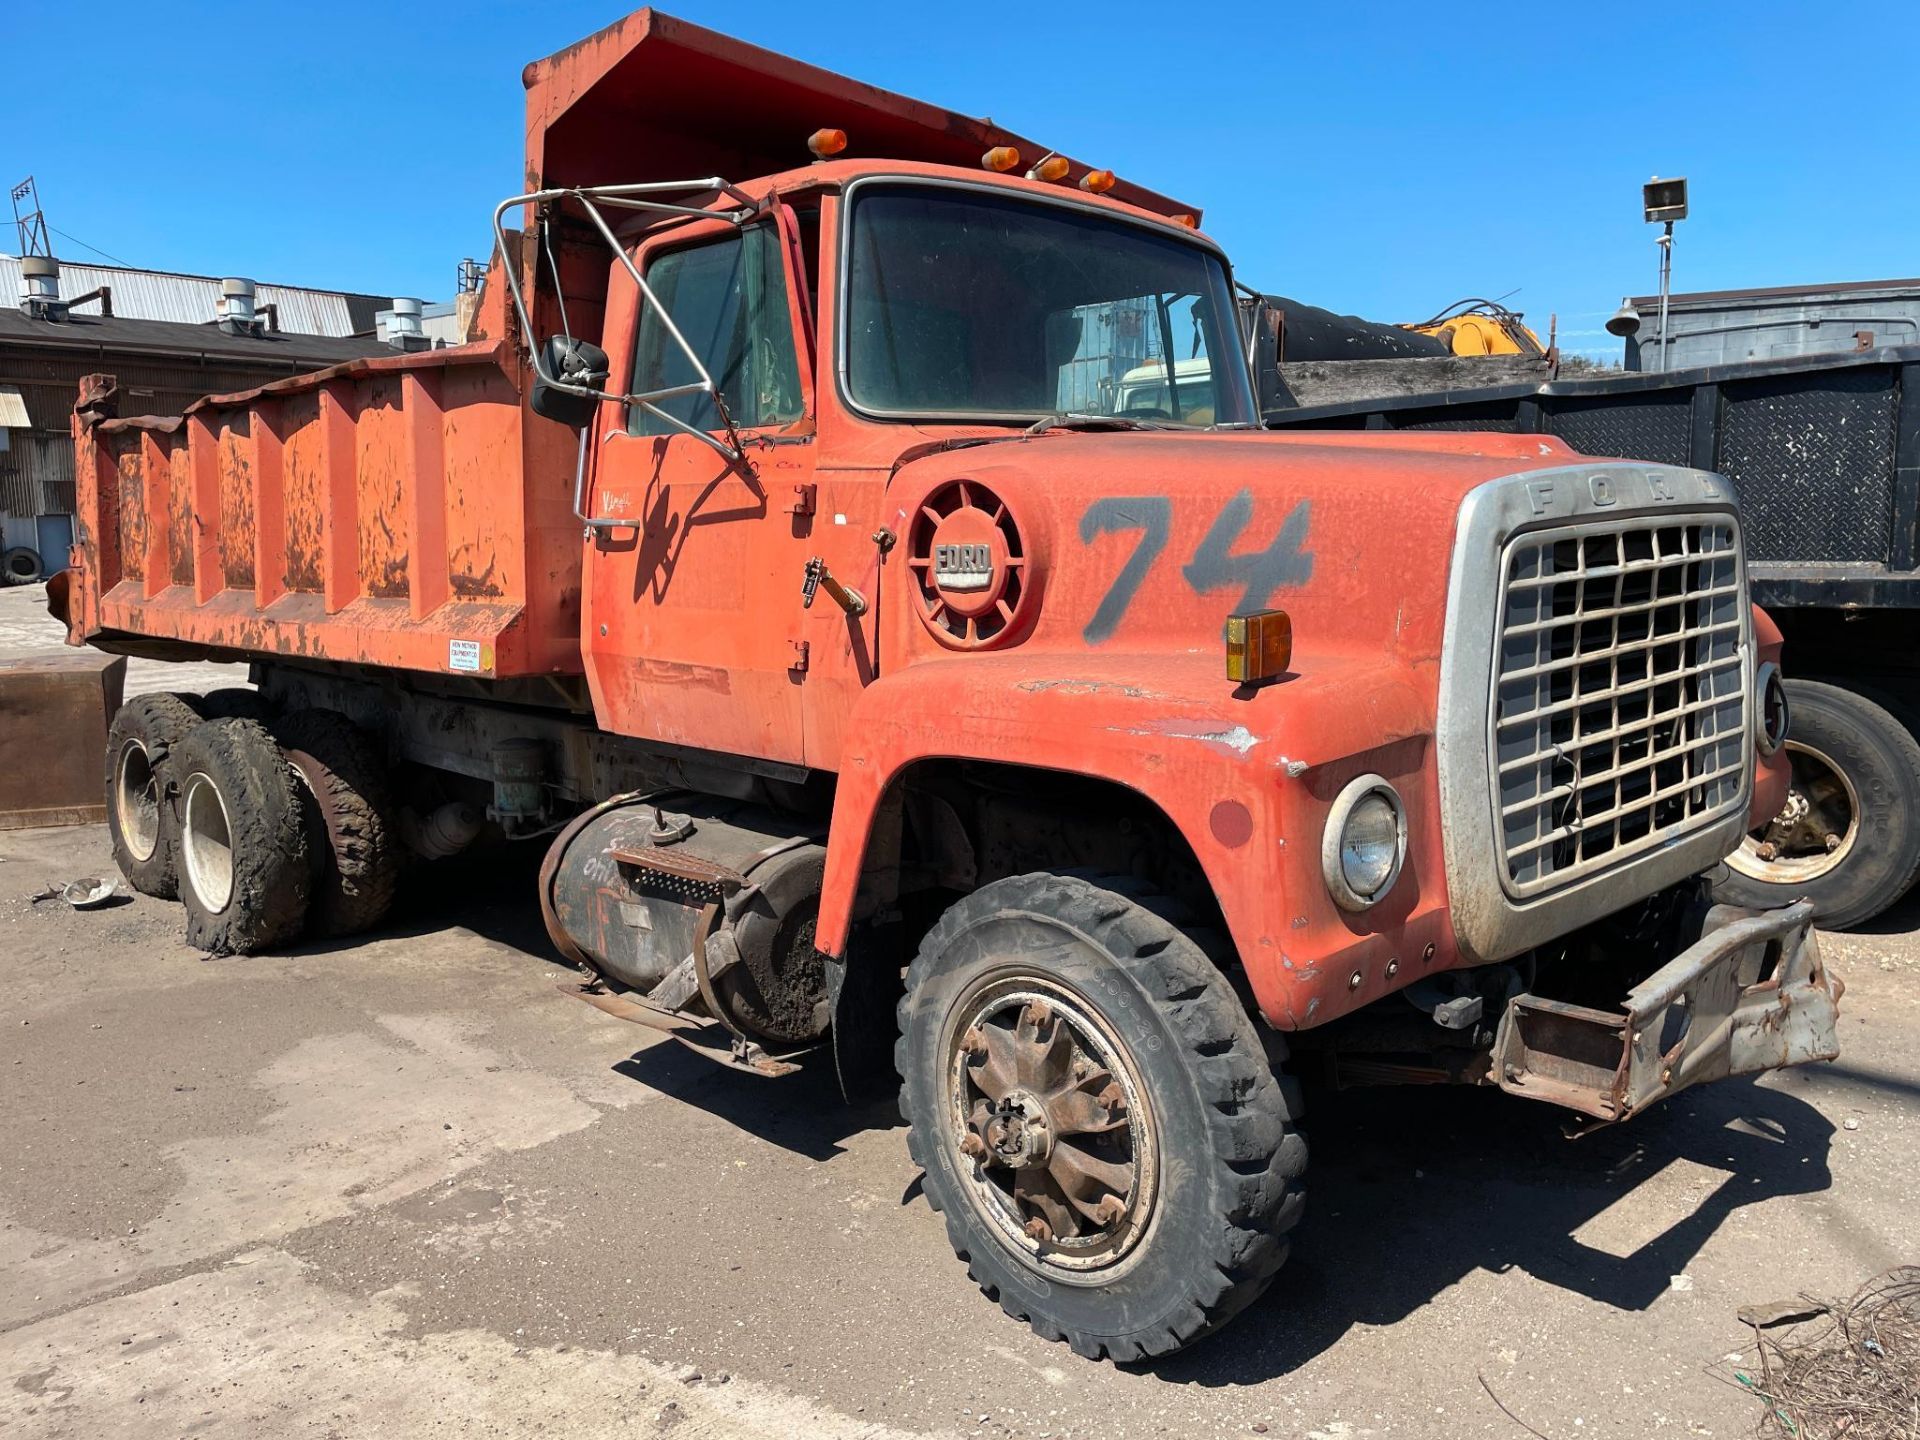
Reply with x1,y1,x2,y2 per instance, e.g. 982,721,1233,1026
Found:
540,795,828,1046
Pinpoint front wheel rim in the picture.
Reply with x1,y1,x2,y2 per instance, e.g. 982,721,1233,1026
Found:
180,771,236,914
1725,738,1859,883
113,739,161,863
944,971,1159,1279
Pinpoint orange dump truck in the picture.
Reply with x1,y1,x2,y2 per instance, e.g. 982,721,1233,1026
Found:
61,10,1839,1360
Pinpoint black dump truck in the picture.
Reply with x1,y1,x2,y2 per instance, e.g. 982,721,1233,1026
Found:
1261,342,1920,929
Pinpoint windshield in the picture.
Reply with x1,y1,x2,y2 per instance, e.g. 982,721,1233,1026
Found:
844,185,1254,427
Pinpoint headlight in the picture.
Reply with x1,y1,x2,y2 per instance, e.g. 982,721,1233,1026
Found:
1755,661,1789,756
1322,774,1408,912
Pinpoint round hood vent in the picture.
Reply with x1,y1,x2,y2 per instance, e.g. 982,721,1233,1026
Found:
906,479,1037,649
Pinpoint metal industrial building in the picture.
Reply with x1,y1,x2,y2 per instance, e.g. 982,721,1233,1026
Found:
1,257,424,579
1625,276,1920,371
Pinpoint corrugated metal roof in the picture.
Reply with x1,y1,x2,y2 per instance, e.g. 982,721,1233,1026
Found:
0,255,403,337
0,305,389,364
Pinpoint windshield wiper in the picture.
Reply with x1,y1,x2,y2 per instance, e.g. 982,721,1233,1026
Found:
1022,412,1174,437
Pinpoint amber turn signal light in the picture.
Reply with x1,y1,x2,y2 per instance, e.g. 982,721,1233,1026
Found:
1169,213,1199,229
1225,609,1292,685
981,146,1021,173
808,127,849,159
1026,154,1070,183
1079,169,1116,193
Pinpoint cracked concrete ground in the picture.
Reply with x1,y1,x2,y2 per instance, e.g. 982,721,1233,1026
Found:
2,585,1917,1438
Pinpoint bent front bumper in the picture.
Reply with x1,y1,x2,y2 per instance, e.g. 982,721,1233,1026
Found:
1492,900,1841,1123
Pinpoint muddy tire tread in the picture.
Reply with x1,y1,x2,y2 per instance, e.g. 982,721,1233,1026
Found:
174,718,311,955
272,709,401,938
896,871,1305,1361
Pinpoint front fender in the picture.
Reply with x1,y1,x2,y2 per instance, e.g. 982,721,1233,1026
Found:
818,649,1455,1032
1749,604,1788,827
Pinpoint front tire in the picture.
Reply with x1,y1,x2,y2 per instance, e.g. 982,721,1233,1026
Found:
1716,679,1920,929
897,873,1305,1361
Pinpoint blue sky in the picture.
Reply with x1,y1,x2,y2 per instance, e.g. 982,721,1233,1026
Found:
5,1,1914,359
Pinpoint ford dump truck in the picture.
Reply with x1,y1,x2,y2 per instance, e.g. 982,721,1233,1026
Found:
59,10,1840,1360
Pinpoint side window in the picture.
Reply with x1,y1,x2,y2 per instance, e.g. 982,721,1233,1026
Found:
629,224,802,435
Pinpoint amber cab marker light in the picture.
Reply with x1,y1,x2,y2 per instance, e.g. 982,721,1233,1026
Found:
981,146,1021,173
807,127,849,160
1026,154,1070,183
1079,169,1116,194
1225,609,1292,685
1169,212,1199,229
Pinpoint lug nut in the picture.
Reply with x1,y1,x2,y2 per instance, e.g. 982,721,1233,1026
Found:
1097,1082,1126,1114
1824,833,1842,851
961,1027,988,1058
1022,1000,1052,1029
1757,842,1780,861
1090,1194,1127,1227
960,1133,988,1161
1024,1217,1053,1243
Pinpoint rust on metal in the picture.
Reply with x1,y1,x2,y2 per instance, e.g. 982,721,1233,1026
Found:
63,336,579,682
610,843,746,892
1493,900,1840,1123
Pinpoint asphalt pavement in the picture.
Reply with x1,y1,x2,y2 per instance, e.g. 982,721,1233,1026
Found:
2,580,1916,1439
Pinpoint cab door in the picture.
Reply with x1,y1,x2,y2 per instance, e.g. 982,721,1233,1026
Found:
582,216,818,764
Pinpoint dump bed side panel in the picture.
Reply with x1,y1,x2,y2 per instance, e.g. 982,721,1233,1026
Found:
66,342,584,679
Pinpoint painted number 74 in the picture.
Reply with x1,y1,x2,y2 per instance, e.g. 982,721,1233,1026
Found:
1078,492,1314,645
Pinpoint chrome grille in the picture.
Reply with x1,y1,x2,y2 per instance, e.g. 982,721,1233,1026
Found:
1492,517,1747,897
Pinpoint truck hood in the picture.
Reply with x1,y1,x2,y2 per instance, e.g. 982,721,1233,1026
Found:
885,426,1587,673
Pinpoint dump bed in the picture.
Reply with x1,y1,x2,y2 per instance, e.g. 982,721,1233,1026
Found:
64,341,585,679
61,6,1199,681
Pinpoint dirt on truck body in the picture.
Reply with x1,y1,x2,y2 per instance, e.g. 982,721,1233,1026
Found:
58,8,1842,1360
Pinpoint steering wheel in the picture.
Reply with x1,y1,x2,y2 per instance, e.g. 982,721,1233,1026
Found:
1118,406,1173,420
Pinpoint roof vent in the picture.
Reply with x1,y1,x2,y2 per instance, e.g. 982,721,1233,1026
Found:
217,277,265,337
19,255,64,321
382,297,431,351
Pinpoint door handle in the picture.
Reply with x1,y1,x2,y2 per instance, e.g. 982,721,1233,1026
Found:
802,557,867,616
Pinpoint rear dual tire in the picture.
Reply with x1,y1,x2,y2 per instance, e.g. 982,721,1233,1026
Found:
105,694,205,899
272,710,402,939
175,718,313,955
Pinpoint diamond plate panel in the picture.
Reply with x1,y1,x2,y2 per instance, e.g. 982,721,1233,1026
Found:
1719,369,1898,564
1389,401,1524,433
1548,394,1692,467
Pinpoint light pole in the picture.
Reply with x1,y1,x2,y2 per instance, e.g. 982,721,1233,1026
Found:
1642,177,1688,371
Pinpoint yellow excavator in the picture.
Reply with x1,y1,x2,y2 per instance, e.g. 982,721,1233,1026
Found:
1403,298,1545,356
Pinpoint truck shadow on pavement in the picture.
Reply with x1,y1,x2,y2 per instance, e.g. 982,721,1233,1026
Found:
291,847,1839,1380
610,1042,901,1161
334,846,905,1161
1153,1075,1835,1385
